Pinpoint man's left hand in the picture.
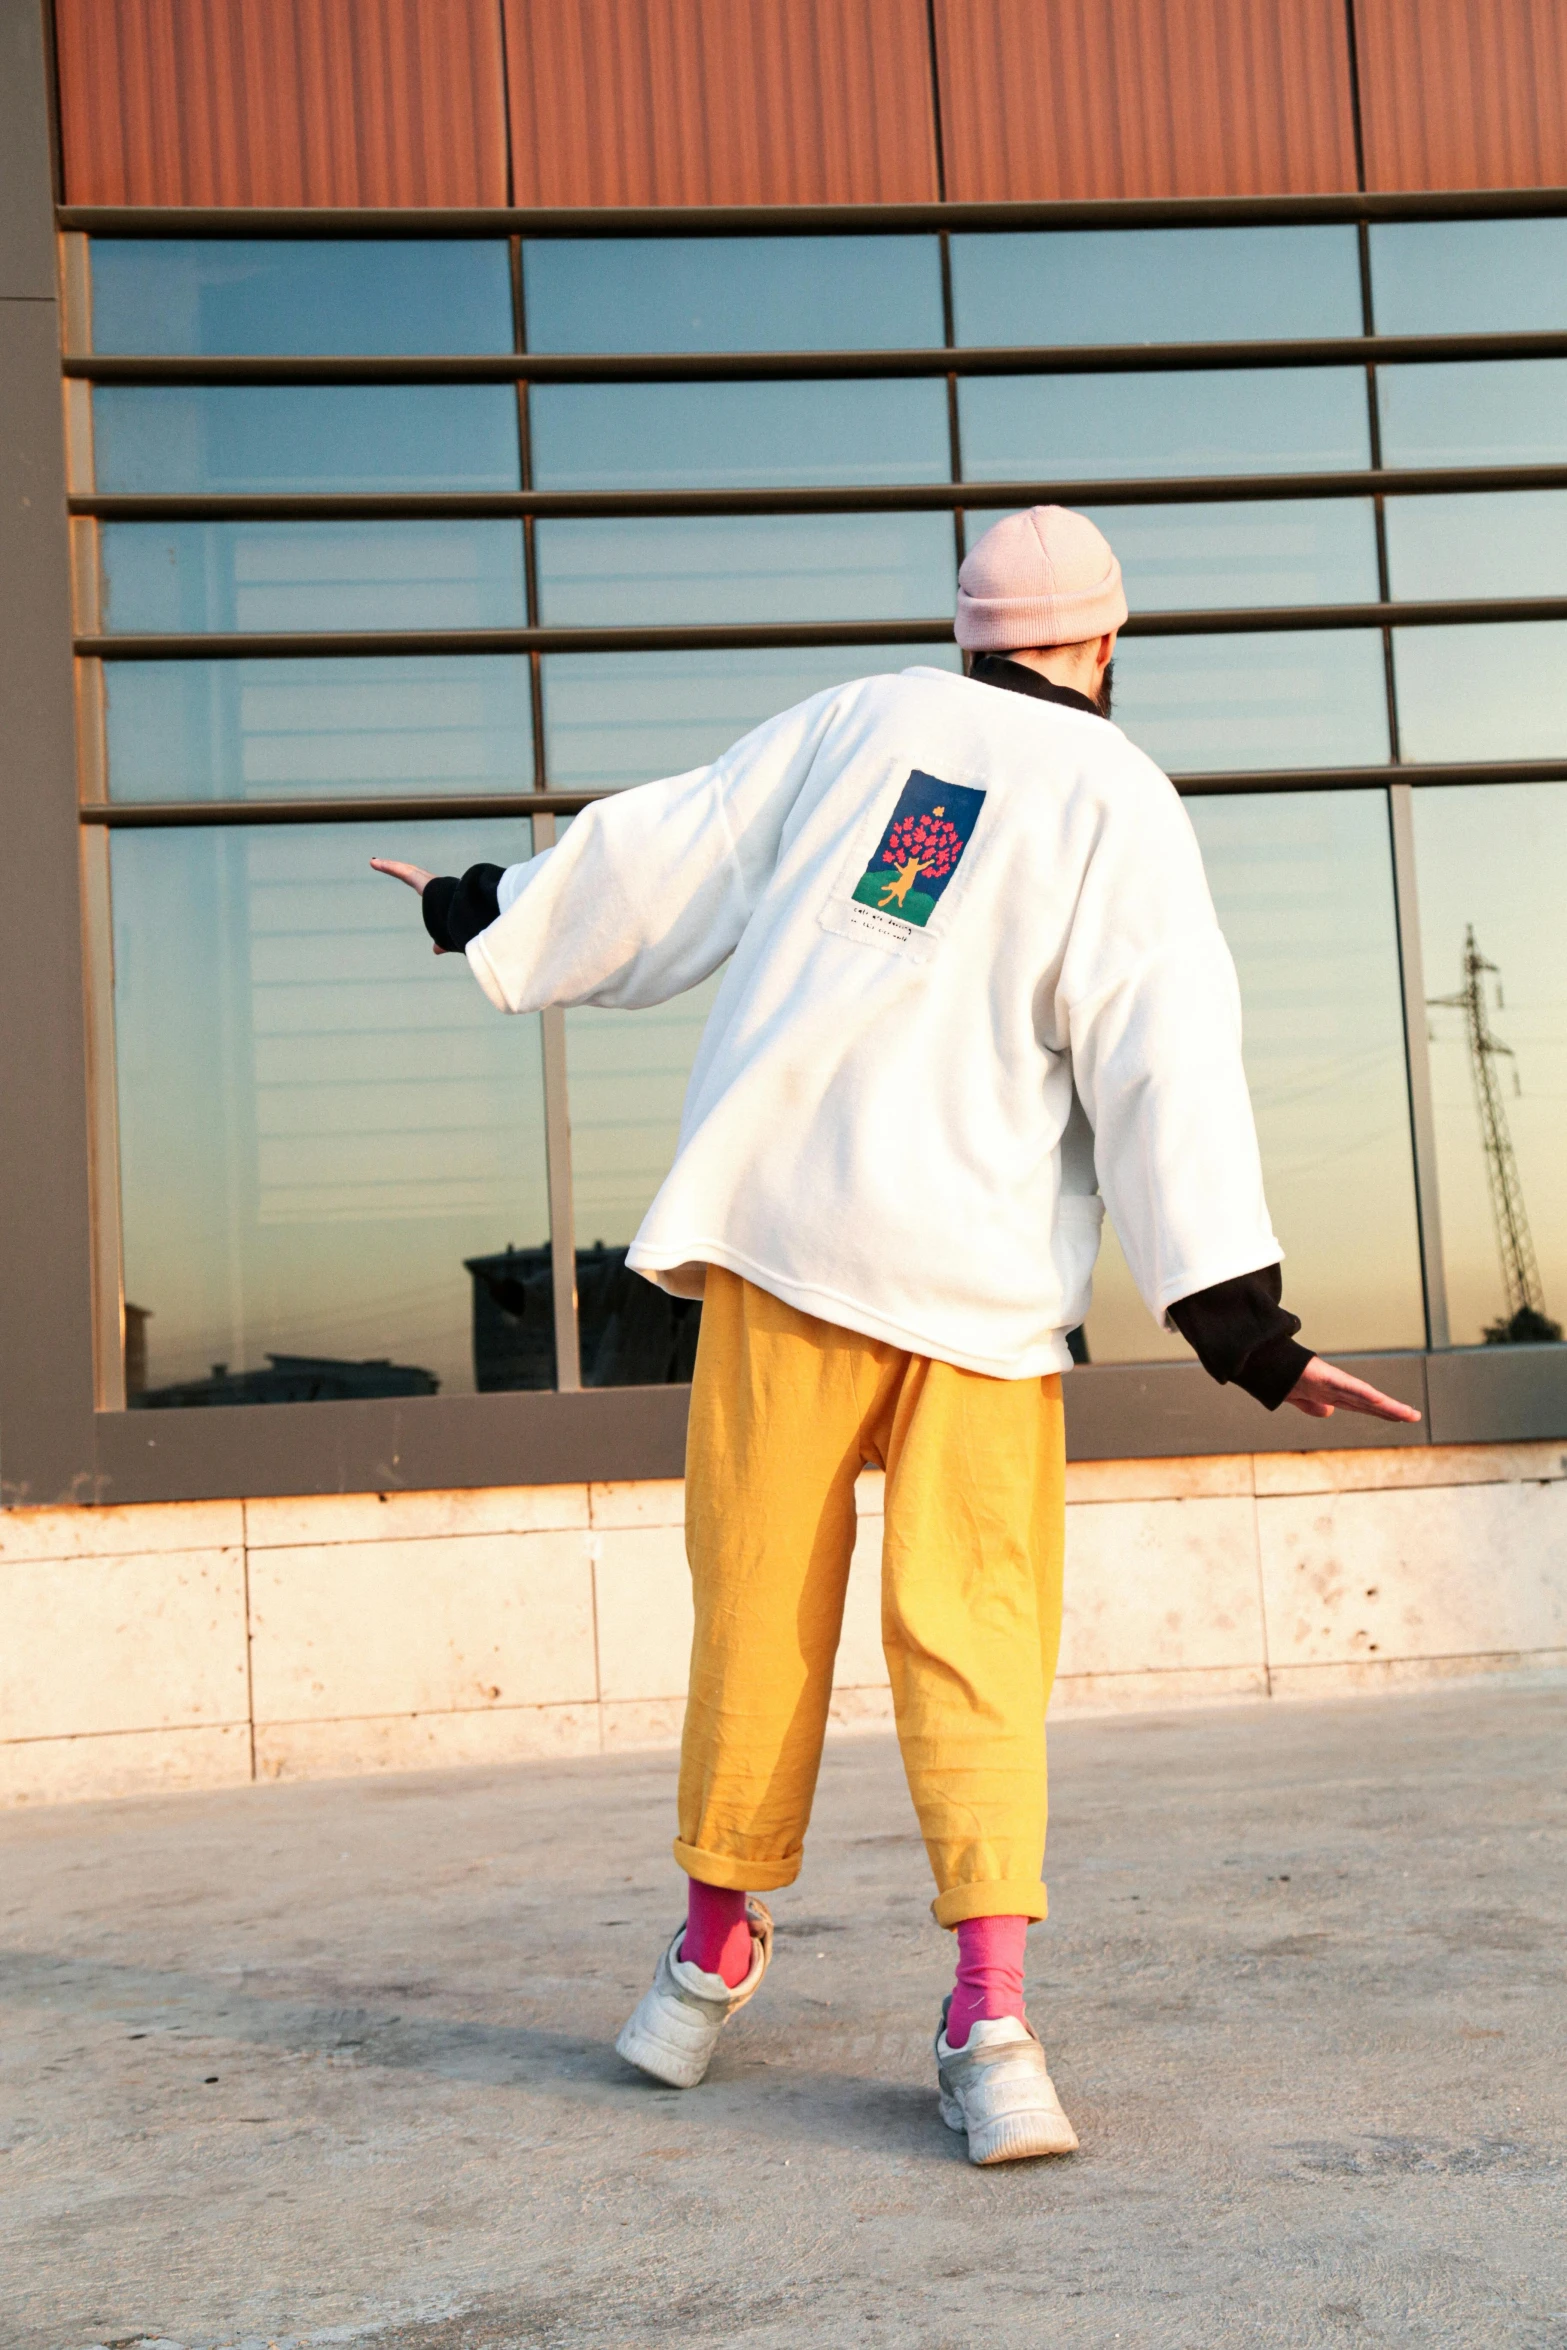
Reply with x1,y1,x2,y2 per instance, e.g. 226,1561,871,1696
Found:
1286,1358,1421,1422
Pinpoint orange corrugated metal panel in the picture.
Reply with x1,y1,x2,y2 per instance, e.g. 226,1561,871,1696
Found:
933,0,1359,200
1356,0,1567,190
55,0,509,206
503,0,939,207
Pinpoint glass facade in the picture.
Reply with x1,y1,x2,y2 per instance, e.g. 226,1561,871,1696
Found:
74,215,1567,1408
110,819,551,1404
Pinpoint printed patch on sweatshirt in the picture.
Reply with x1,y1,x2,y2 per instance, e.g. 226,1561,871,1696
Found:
835,771,987,956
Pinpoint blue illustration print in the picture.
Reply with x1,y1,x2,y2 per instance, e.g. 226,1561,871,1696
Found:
851,771,987,928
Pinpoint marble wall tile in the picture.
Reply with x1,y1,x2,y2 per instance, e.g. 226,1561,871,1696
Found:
593,1525,694,1704
1052,1664,1270,1716
0,1548,248,1740
254,1702,601,1782
1065,1455,1254,1505
0,1723,252,1805
1060,1495,1265,1678
0,1500,243,1562
245,1485,587,1549
589,1480,685,1529
1253,1441,1567,1497
248,1530,597,1723
1258,1479,1567,1665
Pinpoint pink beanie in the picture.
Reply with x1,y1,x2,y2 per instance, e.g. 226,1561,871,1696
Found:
955,506,1128,651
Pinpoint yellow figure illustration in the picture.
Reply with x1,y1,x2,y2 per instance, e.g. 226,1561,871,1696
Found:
878,855,933,909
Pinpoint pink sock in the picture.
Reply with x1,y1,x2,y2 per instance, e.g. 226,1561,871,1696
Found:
680,1878,752,1988
945,1914,1029,2049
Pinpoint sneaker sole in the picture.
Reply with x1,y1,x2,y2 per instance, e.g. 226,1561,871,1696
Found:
615,2019,712,2090
940,2090,1078,2162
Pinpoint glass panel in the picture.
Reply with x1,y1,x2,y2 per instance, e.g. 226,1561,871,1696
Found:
949,227,1362,347
89,239,514,356
544,646,961,789
529,380,951,488
1393,621,1567,762
1083,791,1424,1362
1377,361,1567,465
567,971,725,1386
1115,631,1390,773
111,820,553,1406
534,514,955,628
959,367,1372,481
93,387,522,492
1414,784,1567,1345
1384,490,1567,601
1369,220,1567,336
99,522,527,634
104,657,533,804
522,236,942,353
966,501,1379,611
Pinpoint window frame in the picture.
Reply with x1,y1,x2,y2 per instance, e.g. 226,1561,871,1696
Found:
10,179,1567,1502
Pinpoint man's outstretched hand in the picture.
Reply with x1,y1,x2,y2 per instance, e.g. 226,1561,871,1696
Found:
369,858,448,953
1286,1357,1421,1422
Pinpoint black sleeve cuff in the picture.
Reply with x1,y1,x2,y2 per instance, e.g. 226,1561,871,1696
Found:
1167,1264,1312,1411
1234,1331,1315,1412
421,875,459,948
421,862,505,952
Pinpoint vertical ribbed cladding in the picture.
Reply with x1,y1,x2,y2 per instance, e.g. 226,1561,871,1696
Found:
930,0,1360,199
52,0,511,206
502,0,940,207
1354,0,1567,190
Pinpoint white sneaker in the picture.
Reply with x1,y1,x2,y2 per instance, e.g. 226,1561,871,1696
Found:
615,1899,774,2089
935,2004,1079,2164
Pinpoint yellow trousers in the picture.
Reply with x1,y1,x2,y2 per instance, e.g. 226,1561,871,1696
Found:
676,1270,1066,1928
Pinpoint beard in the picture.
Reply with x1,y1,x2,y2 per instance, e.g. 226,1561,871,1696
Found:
1094,658,1115,719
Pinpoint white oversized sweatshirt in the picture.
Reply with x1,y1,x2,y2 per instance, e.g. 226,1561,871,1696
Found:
466,665,1281,1380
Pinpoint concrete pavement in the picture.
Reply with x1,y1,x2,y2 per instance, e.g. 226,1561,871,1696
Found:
3,1681,1565,2349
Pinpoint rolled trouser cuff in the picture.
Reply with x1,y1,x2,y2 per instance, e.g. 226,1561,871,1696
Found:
932,1878,1050,1929
673,1837,802,1893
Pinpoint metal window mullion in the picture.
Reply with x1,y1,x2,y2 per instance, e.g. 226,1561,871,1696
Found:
61,459,1567,519
1388,781,1451,1349
938,230,966,574
60,327,1567,387
55,190,1567,234
511,234,550,794
509,240,579,1391
1359,221,1449,1347
530,819,581,1393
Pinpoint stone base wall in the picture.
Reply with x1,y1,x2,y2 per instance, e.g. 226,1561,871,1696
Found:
3,1440,1566,1806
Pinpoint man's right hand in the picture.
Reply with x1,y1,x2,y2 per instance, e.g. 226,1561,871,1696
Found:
369,859,448,952
370,858,433,893
1286,1357,1421,1422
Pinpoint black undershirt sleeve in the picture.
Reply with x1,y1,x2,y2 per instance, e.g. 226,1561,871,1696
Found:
1167,1265,1314,1411
421,863,505,953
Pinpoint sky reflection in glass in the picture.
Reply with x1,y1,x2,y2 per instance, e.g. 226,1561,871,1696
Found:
1413,784,1567,1346
112,820,548,1401
93,386,522,492
534,514,955,628
1370,221,1567,335
530,379,951,488
90,239,513,355
104,657,534,803
959,368,1371,481
523,236,942,353
100,522,527,634
951,227,1362,347
1114,631,1390,773
542,646,960,790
